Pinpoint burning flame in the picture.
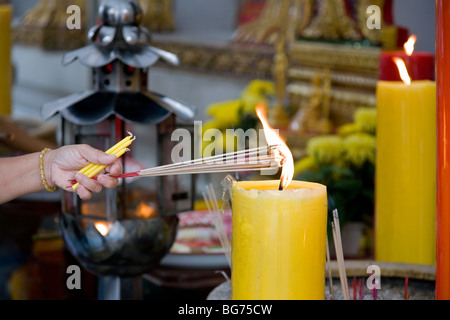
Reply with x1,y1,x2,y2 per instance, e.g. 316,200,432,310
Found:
255,104,294,189
392,57,411,86
94,221,110,236
136,202,156,218
403,35,417,56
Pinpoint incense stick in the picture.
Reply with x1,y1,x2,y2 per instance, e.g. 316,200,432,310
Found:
359,278,364,300
404,276,409,300
326,237,334,300
69,145,283,185
140,144,281,174
331,209,350,300
203,184,231,268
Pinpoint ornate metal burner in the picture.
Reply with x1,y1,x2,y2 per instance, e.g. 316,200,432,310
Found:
41,0,196,299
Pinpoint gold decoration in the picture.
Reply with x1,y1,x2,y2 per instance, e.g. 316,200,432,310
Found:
287,82,376,126
153,41,275,79
356,0,385,44
288,40,380,75
232,0,313,46
286,0,315,42
14,0,87,51
233,0,399,46
286,40,379,126
289,69,333,134
138,0,175,32
268,38,290,127
301,0,361,41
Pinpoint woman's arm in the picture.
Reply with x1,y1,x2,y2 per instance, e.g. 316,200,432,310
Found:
0,145,122,204
0,152,44,203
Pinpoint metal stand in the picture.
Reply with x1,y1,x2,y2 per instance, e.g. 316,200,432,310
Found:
98,276,143,300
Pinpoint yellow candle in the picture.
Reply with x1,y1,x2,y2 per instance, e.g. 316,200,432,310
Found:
231,180,327,300
375,80,436,265
0,4,12,115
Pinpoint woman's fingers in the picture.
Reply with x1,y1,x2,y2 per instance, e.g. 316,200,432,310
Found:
75,173,102,194
97,174,119,189
79,144,118,166
75,184,92,200
106,159,122,176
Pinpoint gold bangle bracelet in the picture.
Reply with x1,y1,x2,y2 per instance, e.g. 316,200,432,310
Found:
39,148,56,192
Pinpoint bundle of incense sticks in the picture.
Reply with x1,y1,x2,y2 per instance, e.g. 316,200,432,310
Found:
203,184,231,268
69,144,283,185
72,132,135,190
326,237,334,299
331,209,350,300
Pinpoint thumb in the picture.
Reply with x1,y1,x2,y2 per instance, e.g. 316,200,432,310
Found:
81,145,118,165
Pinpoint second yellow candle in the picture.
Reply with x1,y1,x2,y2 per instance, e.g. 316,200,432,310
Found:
375,80,436,265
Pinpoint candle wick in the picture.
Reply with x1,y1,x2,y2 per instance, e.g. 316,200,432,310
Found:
278,181,283,191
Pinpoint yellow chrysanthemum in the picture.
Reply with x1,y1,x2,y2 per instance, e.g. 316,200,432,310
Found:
241,80,275,113
343,133,376,167
354,107,377,134
242,79,275,96
206,99,242,129
202,120,219,132
306,135,344,164
201,129,239,156
338,123,362,137
293,156,316,176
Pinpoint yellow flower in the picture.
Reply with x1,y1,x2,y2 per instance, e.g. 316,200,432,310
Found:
201,129,239,156
354,107,377,134
343,133,376,167
206,99,242,129
202,120,219,132
241,80,275,113
306,135,344,164
294,156,316,176
338,123,362,137
242,79,275,96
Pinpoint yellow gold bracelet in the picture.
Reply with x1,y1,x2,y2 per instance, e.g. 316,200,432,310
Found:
39,148,56,192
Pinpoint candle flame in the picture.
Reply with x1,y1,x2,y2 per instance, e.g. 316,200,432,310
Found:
393,57,411,86
403,35,417,56
255,104,294,189
94,221,110,236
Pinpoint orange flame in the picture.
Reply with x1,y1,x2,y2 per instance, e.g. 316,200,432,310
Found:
136,202,156,218
255,104,294,189
94,221,110,236
403,35,417,56
393,57,411,86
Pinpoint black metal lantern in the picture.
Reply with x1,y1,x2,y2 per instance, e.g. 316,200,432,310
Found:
41,0,196,299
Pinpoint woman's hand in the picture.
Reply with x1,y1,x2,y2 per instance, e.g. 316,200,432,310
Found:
45,144,122,200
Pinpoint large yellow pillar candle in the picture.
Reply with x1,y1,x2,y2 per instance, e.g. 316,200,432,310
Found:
0,4,12,115
375,80,436,265
231,180,328,300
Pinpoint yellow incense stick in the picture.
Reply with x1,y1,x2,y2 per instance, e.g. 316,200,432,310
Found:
72,133,135,190
72,147,130,190
79,137,134,178
77,135,132,175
